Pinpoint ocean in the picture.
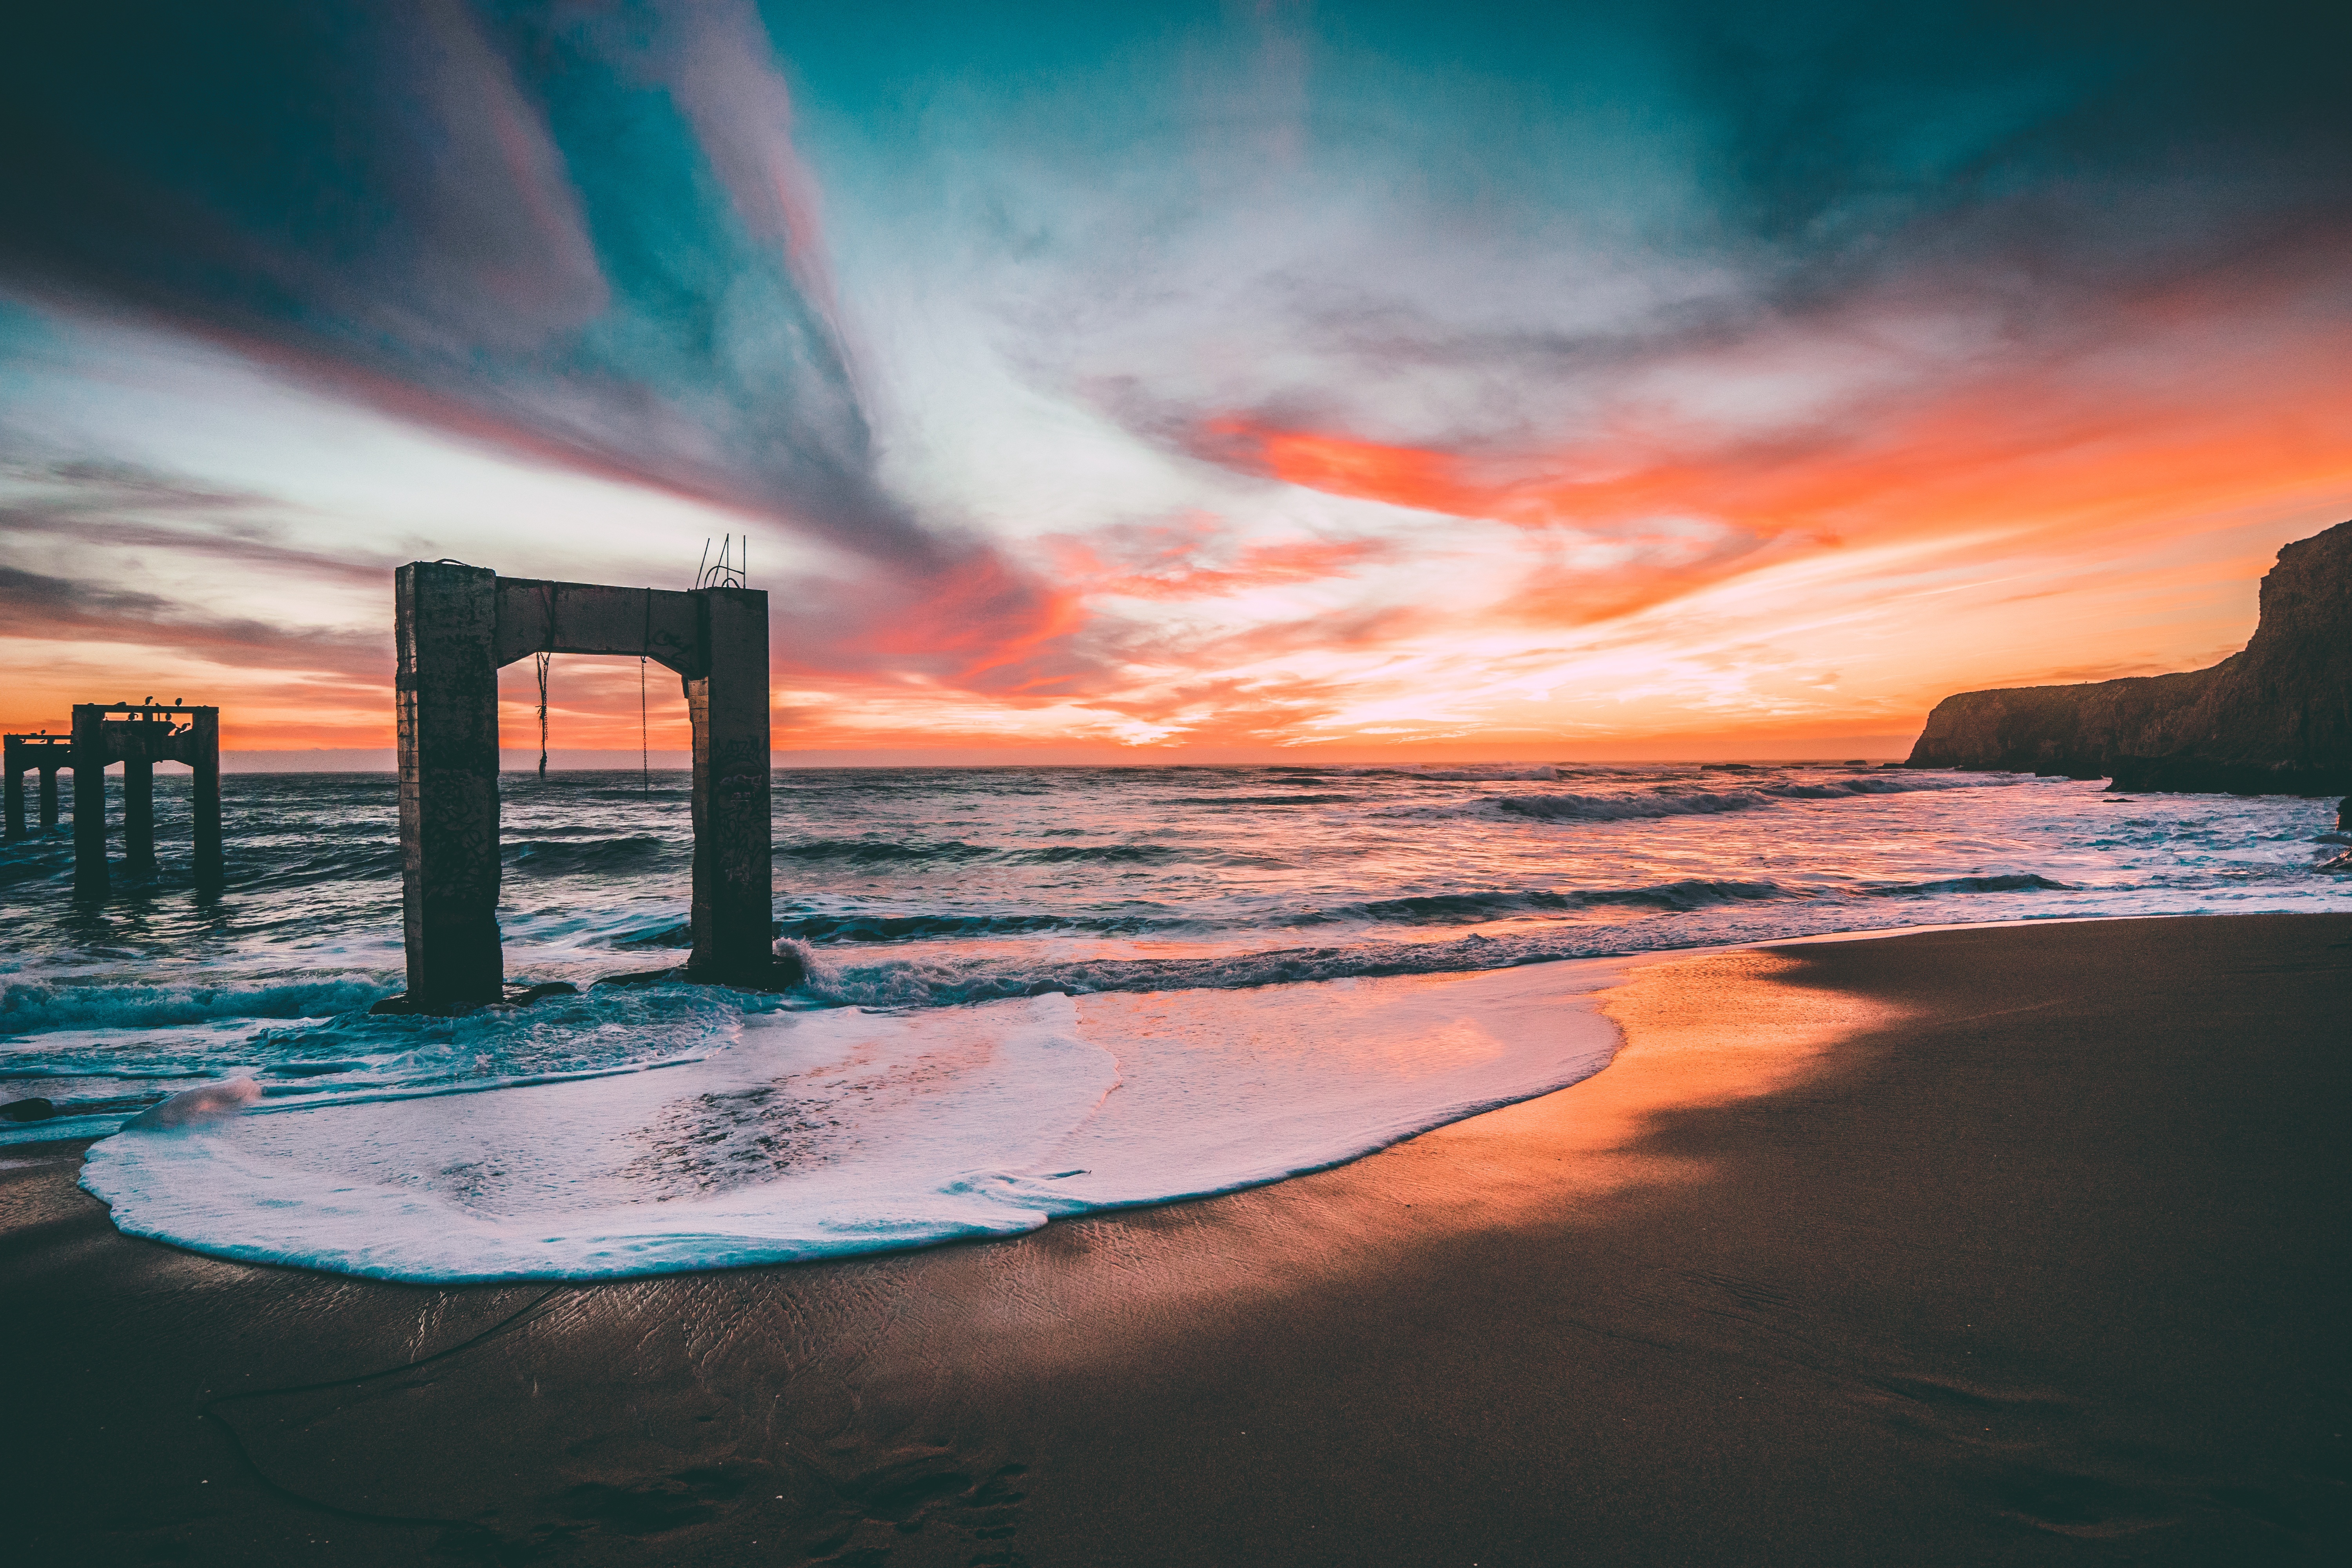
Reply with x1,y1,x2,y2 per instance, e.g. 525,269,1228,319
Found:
5,762,2347,1281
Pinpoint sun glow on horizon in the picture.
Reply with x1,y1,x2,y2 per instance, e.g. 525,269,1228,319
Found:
4,5,2349,758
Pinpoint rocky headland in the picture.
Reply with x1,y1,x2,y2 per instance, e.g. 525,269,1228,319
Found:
1906,519,2352,793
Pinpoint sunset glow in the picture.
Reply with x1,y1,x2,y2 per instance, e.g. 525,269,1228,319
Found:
4,2,2347,761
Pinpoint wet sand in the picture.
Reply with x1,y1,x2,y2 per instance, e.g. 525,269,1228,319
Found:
0,912,2345,1564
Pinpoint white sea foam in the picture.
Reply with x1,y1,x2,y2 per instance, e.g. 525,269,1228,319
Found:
125,1078,261,1128
80,961,1624,1281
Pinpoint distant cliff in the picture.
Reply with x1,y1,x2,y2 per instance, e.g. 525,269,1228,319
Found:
1906,520,2352,794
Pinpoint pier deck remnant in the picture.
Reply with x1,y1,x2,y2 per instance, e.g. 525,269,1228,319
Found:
20,704,223,892
394,561,780,1011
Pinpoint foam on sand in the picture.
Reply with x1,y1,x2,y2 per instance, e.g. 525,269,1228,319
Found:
80,962,1624,1283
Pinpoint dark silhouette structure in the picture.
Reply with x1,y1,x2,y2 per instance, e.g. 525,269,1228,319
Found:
2,731,72,841
38,704,222,892
392,561,782,1012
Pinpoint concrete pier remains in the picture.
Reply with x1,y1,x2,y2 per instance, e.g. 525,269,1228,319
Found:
392,561,784,1012
16,704,224,893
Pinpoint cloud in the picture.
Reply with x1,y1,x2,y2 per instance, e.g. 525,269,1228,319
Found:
0,564,383,676
0,0,1070,659
0,458,390,586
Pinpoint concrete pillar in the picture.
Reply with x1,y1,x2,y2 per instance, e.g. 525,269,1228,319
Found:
686,585,775,982
71,705,106,895
39,767,59,830
191,709,222,889
2,737,19,842
396,562,504,1008
123,730,156,878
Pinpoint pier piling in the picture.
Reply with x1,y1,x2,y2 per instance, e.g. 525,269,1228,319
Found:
123,742,155,877
688,586,775,984
192,708,221,887
396,563,505,1009
72,706,105,895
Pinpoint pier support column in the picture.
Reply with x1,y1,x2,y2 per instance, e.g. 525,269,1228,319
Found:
686,586,774,983
39,767,59,830
2,737,19,841
191,709,222,890
396,562,504,1008
71,705,106,895
123,737,155,878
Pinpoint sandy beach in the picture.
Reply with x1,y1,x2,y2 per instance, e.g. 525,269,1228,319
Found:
1,911,2344,1564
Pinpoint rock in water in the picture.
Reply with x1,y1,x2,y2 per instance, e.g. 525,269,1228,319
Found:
1906,521,2352,794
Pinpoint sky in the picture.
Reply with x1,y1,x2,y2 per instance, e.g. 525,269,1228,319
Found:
2,0,2347,762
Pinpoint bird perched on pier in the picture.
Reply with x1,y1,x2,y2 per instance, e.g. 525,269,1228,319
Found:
143,696,154,706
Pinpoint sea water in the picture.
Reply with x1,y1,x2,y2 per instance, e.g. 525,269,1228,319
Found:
4,763,2347,1279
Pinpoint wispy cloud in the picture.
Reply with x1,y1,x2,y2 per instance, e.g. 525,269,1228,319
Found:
0,564,383,675
0,459,390,586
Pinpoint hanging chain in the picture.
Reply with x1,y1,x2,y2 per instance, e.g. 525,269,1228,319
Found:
535,651,551,780
535,581,558,784
640,586,652,795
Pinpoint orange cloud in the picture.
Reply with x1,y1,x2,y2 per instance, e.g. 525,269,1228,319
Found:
800,548,1090,694
1194,288,2352,653
1049,513,1393,602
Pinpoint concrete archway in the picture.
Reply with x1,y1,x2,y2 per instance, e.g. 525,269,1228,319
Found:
392,561,789,1011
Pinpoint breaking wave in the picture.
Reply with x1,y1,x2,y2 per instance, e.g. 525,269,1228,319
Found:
780,869,2071,1006
0,977,392,1036
1349,764,1563,782
775,838,1186,867
630,871,2083,951
1864,873,2074,896
1499,790,1769,821
771,910,1180,943
1496,772,2022,822
503,835,677,876
777,837,996,864
1157,793,1361,806
1340,880,1791,923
